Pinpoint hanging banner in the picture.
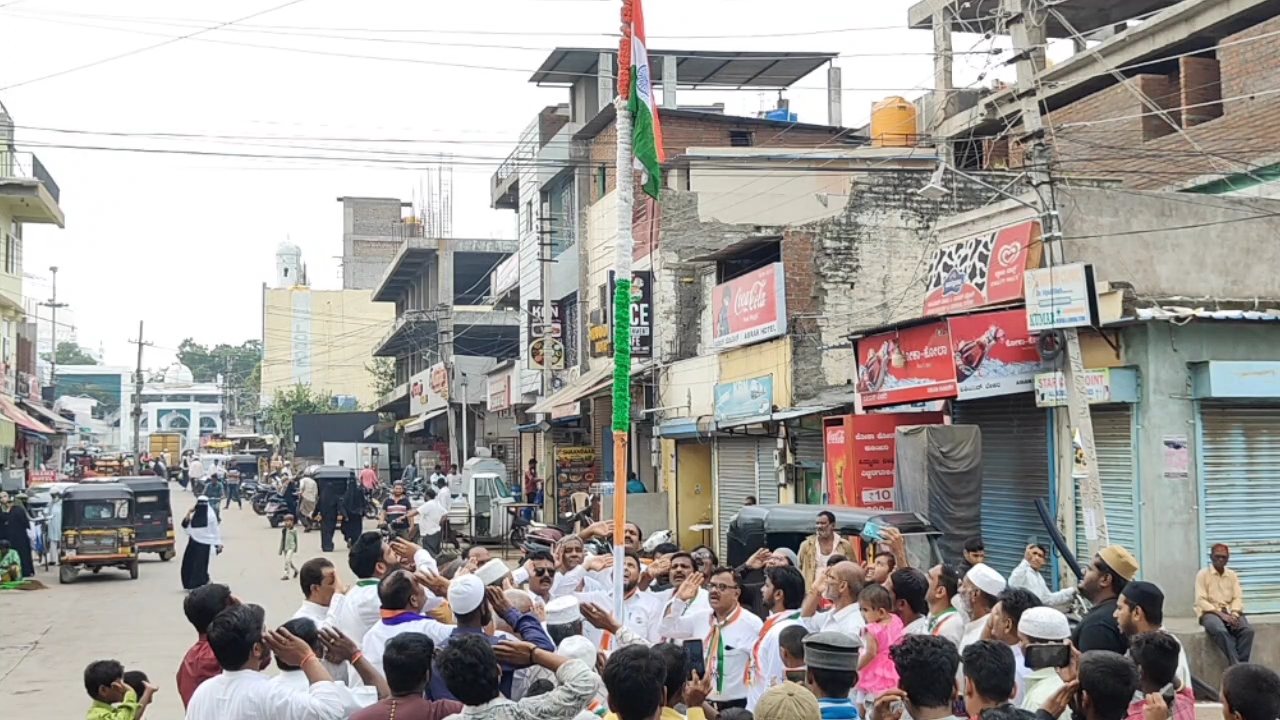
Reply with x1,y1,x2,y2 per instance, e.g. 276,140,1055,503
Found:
608,270,654,358
948,309,1044,400
923,221,1042,316
711,262,788,350
1024,263,1097,332
856,322,957,408
527,301,566,370
410,363,450,415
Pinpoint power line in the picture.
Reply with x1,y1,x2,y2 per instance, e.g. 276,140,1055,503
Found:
0,0,315,91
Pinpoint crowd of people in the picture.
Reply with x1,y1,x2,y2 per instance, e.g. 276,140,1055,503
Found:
80,505,1280,720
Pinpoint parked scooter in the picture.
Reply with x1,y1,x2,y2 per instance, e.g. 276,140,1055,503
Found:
265,491,297,528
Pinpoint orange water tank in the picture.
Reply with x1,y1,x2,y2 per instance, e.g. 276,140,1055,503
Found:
870,96,918,148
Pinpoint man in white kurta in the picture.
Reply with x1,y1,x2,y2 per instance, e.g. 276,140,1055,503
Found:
800,561,867,637
326,535,439,644
359,570,455,676
746,566,807,710
185,605,346,720
659,569,764,708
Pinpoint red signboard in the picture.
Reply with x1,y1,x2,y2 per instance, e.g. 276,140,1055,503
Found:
824,413,944,509
856,322,957,408
711,263,788,350
948,309,1043,400
923,221,1041,317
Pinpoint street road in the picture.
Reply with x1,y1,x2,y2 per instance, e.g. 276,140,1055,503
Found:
0,488,358,718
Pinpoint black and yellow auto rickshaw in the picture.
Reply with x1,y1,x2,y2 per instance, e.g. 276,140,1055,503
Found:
117,476,176,561
726,504,945,569
58,483,139,584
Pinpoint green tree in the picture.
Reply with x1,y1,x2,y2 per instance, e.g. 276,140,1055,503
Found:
366,357,397,399
262,384,336,454
177,338,263,422
43,341,99,366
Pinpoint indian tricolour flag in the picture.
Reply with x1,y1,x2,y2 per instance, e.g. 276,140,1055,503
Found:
627,0,665,200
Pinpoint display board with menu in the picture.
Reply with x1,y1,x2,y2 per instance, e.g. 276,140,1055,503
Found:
554,446,596,515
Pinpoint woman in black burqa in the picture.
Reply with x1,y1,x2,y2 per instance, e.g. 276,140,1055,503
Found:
179,496,221,590
0,491,34,577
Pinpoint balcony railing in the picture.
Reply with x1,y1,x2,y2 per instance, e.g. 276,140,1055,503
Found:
0,149,60,203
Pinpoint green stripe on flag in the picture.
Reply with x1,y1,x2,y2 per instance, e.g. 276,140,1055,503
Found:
628,67,662,200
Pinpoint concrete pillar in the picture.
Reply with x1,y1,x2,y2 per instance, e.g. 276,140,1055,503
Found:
827,65,842,127
663,55,678,109
932,8,956,157
598,51,615,113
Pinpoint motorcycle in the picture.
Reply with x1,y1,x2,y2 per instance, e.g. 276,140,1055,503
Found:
265,491,297,528
513,498,607,559
251,484,275,516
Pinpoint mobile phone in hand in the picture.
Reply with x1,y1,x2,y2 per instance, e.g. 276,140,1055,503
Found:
683,638,706,680
1025,643,1073,670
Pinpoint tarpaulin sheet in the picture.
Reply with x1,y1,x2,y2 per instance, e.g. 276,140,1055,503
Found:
895,424,982,566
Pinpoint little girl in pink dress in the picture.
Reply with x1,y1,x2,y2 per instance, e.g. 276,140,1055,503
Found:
855,583,905,714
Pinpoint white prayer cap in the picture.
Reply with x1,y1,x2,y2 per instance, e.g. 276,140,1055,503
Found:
545,595,582,625
558,635,597,667
448,574,486,615
476,558,511,587
965,562,1006,597
196,495,209,503
1018,606,1071,641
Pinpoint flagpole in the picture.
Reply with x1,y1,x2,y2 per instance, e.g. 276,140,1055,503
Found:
612,0,635,622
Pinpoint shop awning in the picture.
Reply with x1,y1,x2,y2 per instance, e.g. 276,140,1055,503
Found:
363,420,397,439
716,405,839,431
399,407,448,434
19,399,74,433
0,395,54,435
656,416,717,440
528,366,614,415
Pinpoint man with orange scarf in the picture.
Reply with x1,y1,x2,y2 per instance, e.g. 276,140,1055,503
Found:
658,567,764,711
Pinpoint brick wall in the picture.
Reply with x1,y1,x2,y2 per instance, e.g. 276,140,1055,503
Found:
587,112,847,201
1044,14,1280,190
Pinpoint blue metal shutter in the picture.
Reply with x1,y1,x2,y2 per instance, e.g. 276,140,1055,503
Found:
756,438,781,505
954,395,1051,577
1075,405,1138,564
1199,403,1280,614
716,438,758,556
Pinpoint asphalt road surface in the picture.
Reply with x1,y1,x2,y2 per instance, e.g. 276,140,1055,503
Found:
0,487,364,718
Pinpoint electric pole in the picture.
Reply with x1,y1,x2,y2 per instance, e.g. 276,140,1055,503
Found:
538,211,555,504
129,321,152,461
1004,0,1109,553
40,265,68,397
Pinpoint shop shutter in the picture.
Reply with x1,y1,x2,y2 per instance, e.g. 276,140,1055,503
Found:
716,437,759,555
794,432,826,503
953,395,1051,577
1200,403,1280,614
756,438,780,505
1075,405,1137,563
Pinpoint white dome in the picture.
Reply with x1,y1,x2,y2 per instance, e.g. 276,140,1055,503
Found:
277,242,302,257
164,363,195,384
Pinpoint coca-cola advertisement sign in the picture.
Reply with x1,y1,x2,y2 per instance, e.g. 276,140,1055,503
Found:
711,263,788,350
947,309,1044,400
856,321,957,408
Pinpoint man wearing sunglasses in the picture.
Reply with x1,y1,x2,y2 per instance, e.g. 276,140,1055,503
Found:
659,567,764,711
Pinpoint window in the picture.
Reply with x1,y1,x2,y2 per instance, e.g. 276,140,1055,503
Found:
524,200,533,233
729,130,754,147
597,165,607,200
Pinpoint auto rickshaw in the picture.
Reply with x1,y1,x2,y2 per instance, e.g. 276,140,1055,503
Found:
58,483,139,584
227,454,261,492
726,504,945,569
117,476,176,561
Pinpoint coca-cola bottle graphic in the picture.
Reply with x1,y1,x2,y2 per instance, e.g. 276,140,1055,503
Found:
954,325,1008,382
857,340,896,392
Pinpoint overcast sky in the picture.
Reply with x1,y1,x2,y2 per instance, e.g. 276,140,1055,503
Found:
1,0,1030,370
